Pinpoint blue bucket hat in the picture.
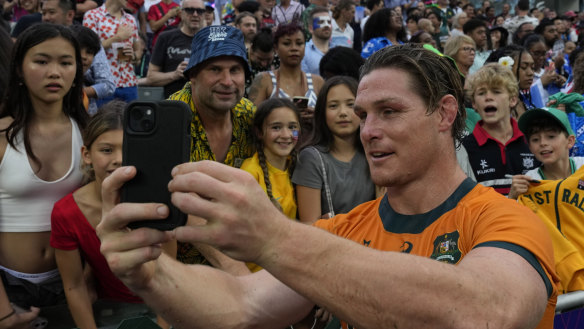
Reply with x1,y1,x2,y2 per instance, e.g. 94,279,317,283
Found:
184,26,251,79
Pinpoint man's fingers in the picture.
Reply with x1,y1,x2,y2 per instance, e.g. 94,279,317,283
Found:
172,160,246,184
101,166,136,213
98,202,169,237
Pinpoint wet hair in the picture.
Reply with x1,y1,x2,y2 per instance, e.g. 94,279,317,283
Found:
466,63,518,103
0,23,88,170
273,23,305,45
252,97,300,211
362,8,406,44
303,76,360,150
81,100,125,181
69,24,101,56
359,44,466,143
319,47,364,80
251,28,274,53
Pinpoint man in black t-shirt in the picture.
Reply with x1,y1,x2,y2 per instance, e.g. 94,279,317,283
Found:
146,0,206,98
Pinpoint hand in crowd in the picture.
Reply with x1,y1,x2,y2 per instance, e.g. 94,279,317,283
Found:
97,166,174,292
122,44,135,62
508,174,533,199
167,7,180,18
314,306,333,324
299,106,315,124
546,99,567,112
98,161,287,289
540,65,567,88
115,24,133,42
174,61,188,80
0,307,40,329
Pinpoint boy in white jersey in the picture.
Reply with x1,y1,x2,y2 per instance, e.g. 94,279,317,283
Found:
509,107,584,199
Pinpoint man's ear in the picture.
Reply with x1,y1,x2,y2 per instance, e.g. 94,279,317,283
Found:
67,9,75,22
436,94,459,133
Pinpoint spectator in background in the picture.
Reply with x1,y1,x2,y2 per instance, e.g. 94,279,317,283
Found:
246,28,275,96
361,8,405,59
501,2,511,20
405,14,419,39
43,0,114,115
425,8,448,51
7,0,39,23
249,23,324,135
444,34,475,77
360,0,383,31
409,30,437,48
503,0,539,35
490,26,508,51
331,0,354,48
146,0,207,99
237,0,262,25
301,6,331,75
70,25,115,115
147,0,180,48
450,11,468,37
464,18,490,74
258,0,275,29
83,0,142,103
461,3,474,19
235,11,258,49
300,0,328,40
535,18,562,58
318,46,364,80
417,17,434,35
271,0,304,26
512,22,535,45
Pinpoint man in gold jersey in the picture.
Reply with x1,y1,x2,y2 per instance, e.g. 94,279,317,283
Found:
97,44,558,329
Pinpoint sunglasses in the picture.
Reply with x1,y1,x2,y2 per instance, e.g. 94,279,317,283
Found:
182,7,206,15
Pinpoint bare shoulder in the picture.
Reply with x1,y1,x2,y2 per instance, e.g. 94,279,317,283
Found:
248,72,271,105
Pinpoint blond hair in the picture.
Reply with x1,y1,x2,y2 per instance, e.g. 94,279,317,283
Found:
466,63,519,102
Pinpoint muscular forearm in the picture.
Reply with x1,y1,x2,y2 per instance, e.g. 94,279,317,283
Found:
258,220,547,329
149,15,171,32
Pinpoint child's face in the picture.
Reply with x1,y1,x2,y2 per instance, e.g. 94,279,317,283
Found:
472,84,517,125
528,129,575,167
82,129,123,184
80,48,95,73
261,107,299,163
514,52,535,90
325,84,359,139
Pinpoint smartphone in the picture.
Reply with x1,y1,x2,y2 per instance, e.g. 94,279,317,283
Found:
122,100,192,230
293,96,309,109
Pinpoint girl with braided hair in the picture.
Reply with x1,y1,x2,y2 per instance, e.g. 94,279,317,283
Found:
241,97,301,219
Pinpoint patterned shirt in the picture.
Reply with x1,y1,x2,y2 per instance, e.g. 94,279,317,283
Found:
83,5,139,88
169,82,256,265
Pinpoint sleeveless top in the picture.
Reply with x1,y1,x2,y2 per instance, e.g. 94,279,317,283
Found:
0,118,84,232
268,71,318,108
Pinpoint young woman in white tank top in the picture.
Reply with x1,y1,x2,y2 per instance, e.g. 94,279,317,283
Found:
0,23,89,326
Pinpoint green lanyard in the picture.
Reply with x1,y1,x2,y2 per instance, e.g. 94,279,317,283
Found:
538,158,576,180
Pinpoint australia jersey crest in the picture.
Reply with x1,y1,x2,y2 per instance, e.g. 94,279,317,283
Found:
430,231,462,264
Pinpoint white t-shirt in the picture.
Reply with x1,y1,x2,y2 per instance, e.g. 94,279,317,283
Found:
525,157,584,180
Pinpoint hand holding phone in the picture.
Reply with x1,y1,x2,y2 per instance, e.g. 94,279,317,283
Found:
122,101,192,230
293,96,309,109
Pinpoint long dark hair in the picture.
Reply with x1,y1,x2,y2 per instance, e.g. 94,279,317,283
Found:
0,23,88,169
252,97,300,211
303,76,361,151
363,8,407,44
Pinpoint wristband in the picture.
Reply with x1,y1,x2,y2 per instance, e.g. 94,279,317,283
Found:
0,309,15,322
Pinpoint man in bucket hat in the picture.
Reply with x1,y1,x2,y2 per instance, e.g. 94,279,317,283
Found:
168,25,255,273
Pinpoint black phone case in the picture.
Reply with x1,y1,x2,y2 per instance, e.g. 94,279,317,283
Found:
122,100,192,230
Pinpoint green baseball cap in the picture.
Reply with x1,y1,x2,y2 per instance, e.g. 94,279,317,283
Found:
518,107,575,136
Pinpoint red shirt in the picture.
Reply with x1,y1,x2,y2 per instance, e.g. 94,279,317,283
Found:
147,1,181,47
50,193,143,303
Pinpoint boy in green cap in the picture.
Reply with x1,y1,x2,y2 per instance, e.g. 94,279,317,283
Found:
509,107,584,199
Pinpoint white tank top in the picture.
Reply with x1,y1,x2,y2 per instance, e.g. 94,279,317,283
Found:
0,118,84,232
